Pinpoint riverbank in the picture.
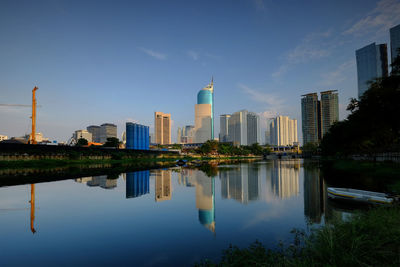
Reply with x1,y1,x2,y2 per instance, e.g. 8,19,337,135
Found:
197,206,400,266
321,159,400,194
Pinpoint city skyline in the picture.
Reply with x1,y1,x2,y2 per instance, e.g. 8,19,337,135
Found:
1,0,400,144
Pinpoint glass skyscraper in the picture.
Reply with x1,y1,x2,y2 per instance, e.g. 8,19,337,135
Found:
320,90,339,136
194,78,214,143
356,43,388,98
390,24,400,64
126,122,149,150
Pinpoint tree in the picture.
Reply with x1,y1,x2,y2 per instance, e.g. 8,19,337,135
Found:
320,52,400,155
103,137,121,148
76,138,88,147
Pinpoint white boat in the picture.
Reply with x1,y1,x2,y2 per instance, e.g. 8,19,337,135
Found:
327,187,394,205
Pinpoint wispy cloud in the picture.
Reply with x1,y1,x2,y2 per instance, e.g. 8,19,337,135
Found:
318,60,355,86
272,31,332,78
138,47,167,60
239,84,285,110
343,0,400,36
186,50,199,61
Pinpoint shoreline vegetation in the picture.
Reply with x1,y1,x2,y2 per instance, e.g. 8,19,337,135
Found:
197,206,400,267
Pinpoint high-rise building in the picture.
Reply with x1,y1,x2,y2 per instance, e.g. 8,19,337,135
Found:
126,122,149,150
390,24,400,65
320,90,339,136
228,110,248,146
356,43,388,98
269,115,298,146
154,112,171,144
181,125,195,143
155,169,172,202
195,78,214,143
99,123,117,143
177,127,182,144
87,125,101,143
301,93,321,144
247,112,261,145
219,114,230,142
301,91,339,144
73,130,92,143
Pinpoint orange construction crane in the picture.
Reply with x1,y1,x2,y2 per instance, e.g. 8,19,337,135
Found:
29,87,39,144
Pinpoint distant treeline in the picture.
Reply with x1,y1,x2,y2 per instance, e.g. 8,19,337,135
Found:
0,143,178,161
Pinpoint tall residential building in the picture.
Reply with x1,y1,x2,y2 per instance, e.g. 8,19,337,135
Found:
195,78,214,143
269,115,298,146
87,125,101,143
228,110,248,146
247,112,261,145
356,43,388,98
154,112,171,145
219,114,230,142
73,130,93,143
99,123,117,143
301,91,339,144
320,90,339,136
390,24,400,64
126,122,149,150
301,93,321,144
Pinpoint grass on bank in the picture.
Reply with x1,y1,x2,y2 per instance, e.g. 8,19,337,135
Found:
197,206,400,267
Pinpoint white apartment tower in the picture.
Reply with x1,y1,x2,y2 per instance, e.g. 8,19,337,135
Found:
270,115,298,146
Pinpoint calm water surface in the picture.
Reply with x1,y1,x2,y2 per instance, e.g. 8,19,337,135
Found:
0,160,348,266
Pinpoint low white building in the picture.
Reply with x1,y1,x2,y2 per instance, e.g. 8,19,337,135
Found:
0,135,8,142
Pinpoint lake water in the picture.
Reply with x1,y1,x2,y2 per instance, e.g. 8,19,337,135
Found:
0,160,350,266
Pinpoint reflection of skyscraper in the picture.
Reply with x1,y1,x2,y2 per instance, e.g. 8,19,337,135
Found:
178,168,215,233
195,171,215,233
270,160,300,199
303,167,324,223
220,164,261,204
155,169,172,202
85,175,117,189
126,171,150,198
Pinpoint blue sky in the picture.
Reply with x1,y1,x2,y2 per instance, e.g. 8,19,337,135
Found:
1,0,399,143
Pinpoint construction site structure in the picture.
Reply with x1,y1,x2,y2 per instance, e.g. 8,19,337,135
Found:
29,87,39,144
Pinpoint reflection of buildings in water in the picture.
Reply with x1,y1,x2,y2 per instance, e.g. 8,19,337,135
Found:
178,168,215,233
76,176,117,189
126,171,150,198
220,164,261,204
195,171,215,233
154,169,172,202
303,167,325,224
178,169,196,187
270,160,300,199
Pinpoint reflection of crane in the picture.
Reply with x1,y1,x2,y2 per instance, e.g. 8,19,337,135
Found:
30,184,36,234
0,87,39,143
